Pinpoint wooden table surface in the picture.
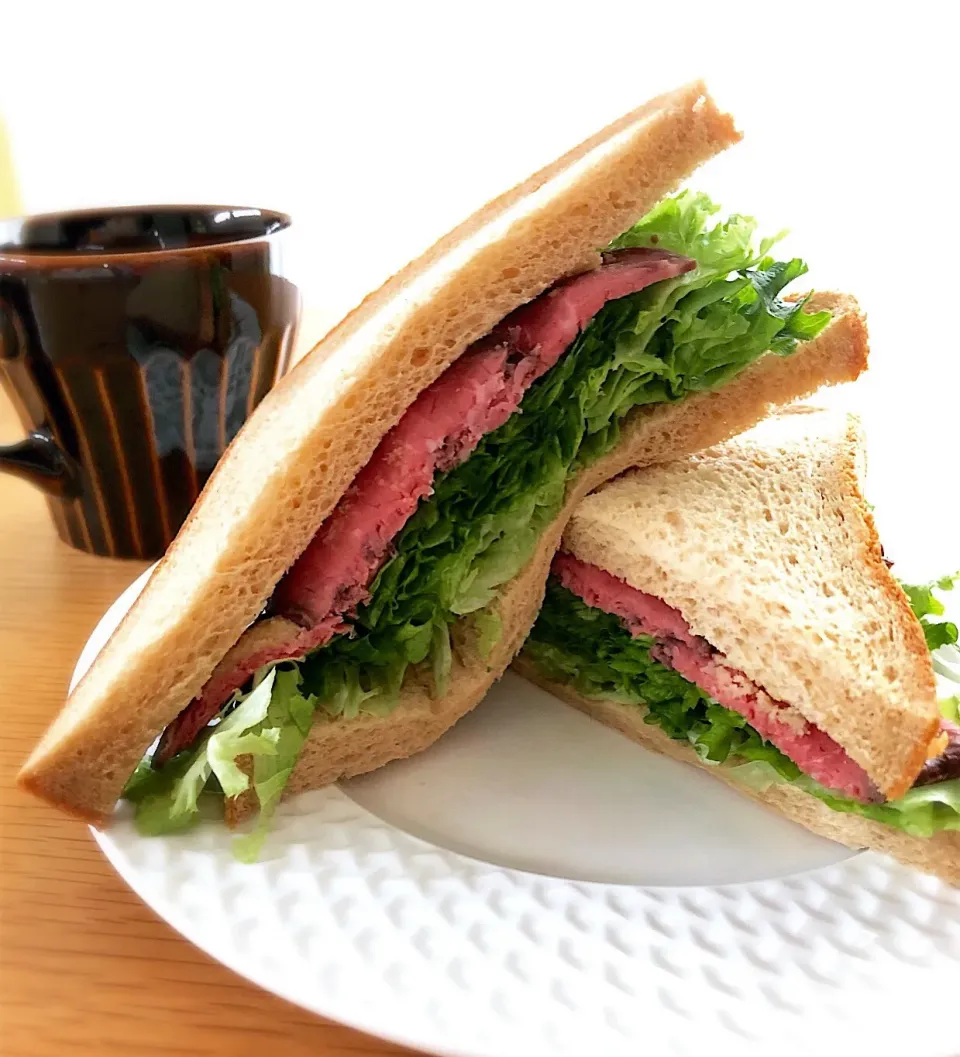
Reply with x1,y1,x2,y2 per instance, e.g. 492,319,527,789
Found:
0,316,416,1057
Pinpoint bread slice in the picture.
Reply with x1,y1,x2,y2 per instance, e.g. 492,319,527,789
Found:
514,658,959,886
556,408,937,799
18,81,863,828
18,81,744,822
225,310,867,824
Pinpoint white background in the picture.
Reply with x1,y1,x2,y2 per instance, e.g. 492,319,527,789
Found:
2,0,957,577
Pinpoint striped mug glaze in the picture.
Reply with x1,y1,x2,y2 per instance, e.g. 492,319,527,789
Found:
0,206,299,558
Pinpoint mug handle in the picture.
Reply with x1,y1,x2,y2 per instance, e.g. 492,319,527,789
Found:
0,427,80,497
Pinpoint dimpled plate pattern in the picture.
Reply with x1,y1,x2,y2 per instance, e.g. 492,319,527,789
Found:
88,572,960,1057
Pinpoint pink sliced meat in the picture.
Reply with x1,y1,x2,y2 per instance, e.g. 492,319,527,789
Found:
153,247,693,766
552,553,881,802
269,344,516,628
653,640,879,801
272,247,695,629
552,551,697,644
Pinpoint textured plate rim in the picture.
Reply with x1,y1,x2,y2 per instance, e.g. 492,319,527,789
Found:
85,569,960,1057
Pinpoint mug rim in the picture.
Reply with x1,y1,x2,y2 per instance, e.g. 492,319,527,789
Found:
0,204,292,267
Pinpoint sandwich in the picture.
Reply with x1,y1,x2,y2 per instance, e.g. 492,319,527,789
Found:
515,408,960,884
19,82,869,858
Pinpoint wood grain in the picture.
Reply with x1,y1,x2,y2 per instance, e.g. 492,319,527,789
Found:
0,313,418,1057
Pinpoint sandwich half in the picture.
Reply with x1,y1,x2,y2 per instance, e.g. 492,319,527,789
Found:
19,82,869,855
515,408,960,884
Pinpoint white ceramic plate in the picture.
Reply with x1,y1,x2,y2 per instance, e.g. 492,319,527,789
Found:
84,564,960,1057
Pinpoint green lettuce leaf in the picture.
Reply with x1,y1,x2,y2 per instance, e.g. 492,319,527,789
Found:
232,667,320,863
900,573,959,656
473,606,502,663
124,668,279,835
727,760,960,839
297,192,828,714
941,696,960,723
124,666,321,857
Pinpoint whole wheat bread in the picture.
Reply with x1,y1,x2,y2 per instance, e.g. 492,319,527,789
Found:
514,658,958,886
555,408,937,799
19,82,865,826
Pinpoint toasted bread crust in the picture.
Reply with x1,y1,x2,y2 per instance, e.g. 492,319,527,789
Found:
514,659,960,886
19,82,743,823
827,419,937,798
225,296,868,824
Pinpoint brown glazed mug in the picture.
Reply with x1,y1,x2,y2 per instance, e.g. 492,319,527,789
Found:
0,206,299,559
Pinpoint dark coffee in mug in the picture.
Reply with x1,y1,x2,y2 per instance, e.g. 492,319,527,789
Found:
0,206,299,558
